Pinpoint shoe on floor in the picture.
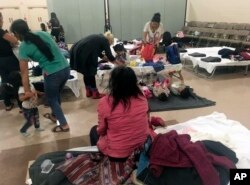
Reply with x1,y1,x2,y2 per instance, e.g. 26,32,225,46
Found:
43,113,57,123
92,90,105,99
5,103,14,111
52,125,70,133
36,128,45,132
86,87,93,97
20,132,30,137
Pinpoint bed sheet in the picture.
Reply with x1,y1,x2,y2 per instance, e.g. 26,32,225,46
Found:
155,112,250,168
181,47,250,74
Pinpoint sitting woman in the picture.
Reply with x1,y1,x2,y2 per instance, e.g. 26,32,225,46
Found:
90,66,151,161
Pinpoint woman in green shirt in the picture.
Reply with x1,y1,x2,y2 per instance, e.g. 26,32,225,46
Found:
11,19,70,132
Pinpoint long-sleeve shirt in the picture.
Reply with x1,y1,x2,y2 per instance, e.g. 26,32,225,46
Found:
70,34,115,76
97,95,150,158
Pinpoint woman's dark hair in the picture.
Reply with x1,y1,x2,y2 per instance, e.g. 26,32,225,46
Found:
151,12,161,23
180,87,191,99
11,19,54,61
50,12,60,26
108,66,143,111
40,23,47,32
51,12,57,19
113,43,126,52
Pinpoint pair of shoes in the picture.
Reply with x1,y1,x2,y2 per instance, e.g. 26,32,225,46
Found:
52,125,70,133
92,91,105,99
43,113,57,123
5,103,14,111
20,132,30,137
36,128,45,132
86,88,92,97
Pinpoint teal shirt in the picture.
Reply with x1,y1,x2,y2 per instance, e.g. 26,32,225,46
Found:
19,31,69,75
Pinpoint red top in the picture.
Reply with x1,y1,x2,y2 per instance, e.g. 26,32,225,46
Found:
97,95,150,158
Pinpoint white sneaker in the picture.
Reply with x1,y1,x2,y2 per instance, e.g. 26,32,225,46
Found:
20,132,30,137
36,128,45,132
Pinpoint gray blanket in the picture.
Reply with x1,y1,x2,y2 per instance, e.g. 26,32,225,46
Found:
148,88,215,112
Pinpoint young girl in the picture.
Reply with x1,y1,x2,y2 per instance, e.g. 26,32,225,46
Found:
10,71,44,136
113,43,129,65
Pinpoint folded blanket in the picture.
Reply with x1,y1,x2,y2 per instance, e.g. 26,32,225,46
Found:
218,48,235,59
143,61,165,72
188,52,206,57
201,56,221,63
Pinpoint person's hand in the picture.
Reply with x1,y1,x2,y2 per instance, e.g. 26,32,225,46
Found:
102,55,109,61
25,91,34,98
31,90,38,104
114,60,125,66
37,91,45,96
142,40,148,46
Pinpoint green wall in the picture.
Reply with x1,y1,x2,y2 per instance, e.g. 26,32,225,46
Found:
47,0,186,43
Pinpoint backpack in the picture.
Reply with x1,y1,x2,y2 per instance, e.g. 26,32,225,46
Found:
166,43,181,64
141,44,155,61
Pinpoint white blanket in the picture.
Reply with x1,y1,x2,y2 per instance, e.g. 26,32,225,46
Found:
155,112,250,168
181,47,250,73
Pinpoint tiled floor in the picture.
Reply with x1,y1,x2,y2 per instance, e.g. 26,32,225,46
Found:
0,68,250,185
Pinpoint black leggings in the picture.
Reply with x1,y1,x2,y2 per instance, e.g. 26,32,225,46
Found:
83,75,97,89
51,28,61,42
0,56,20,107
89,125,128,162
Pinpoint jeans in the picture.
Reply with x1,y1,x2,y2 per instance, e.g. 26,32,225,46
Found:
44,67,70,126
20,107,40,133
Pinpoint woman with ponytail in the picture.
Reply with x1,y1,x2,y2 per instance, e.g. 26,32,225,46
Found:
11,19,70,132
143,12,164,46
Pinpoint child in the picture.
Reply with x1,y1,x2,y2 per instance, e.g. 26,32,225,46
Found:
170,81,191,99
10,71,44,136
153,73,190,100
113,43,129,65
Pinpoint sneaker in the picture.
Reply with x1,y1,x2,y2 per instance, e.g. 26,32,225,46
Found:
92,90,105,99
36,128,45,132
20,132,30,137
5,103,14,111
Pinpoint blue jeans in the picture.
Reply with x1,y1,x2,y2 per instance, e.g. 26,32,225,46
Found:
44,67,70,126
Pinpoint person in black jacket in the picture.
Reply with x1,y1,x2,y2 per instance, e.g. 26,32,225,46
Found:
70,31,116,99
0,12,20,111
48,12,61,42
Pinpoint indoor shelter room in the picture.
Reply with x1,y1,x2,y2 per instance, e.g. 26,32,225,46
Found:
0,0,250,185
